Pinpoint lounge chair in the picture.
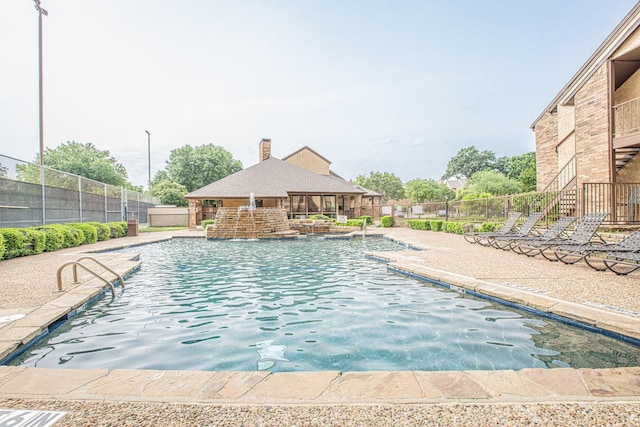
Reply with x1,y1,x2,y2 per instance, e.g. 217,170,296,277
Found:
514,212,608,259
574,229,640,272
598,251,640,275
463,212,523,246
510,216,577,255
552,228,640,267
488,212,544,250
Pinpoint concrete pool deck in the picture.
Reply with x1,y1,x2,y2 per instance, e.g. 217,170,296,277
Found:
0,227,639,425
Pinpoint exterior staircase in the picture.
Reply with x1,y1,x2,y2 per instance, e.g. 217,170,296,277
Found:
534,157,578,221
615,146,640,172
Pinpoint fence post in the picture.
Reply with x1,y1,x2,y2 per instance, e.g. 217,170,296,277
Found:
104,184,108,223
78,175,83,223
40,165,46,225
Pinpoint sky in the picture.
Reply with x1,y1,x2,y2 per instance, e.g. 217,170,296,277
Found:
1,0,638,189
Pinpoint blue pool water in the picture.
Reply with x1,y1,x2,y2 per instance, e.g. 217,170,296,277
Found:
11,237,640,371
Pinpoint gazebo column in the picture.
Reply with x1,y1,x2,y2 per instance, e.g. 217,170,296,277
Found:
188,199,201,230
354,194,363,218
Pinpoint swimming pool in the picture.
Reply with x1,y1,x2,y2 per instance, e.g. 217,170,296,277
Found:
11,237,640,371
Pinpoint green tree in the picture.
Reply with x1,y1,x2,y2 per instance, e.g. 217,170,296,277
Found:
17,141,137,189
151,170,169,188
462,170,522,197
354,171,404,203
405,178,454,202
150,180,189,206
495,151,536,191
164,144,243,192
442,146,496,179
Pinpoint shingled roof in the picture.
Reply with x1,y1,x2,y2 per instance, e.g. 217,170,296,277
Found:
185,157,365,199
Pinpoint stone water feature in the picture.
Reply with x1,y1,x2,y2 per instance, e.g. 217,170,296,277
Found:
206,195,298,239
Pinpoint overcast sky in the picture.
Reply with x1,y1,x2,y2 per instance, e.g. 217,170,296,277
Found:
1,0,638,188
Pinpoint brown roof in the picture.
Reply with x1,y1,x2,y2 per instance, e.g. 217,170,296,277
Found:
281,146,332,165
185,157,365,199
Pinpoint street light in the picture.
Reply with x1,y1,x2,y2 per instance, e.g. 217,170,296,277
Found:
145,130,151,191
444,195,449,222
34,0,48,224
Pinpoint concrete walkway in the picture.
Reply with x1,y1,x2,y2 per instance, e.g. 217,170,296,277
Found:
1,227,639,426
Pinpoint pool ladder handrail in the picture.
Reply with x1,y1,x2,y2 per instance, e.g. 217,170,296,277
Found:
56,256,126,298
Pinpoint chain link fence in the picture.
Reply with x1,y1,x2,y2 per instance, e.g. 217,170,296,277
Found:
0,154,159,228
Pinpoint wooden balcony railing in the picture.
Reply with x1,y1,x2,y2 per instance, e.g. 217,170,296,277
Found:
613,97,640,137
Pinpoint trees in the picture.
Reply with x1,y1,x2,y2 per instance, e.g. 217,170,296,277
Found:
150,180,189,206
462,170,522,197
17,141,137,189
354,171,404,203
405,178,454,202
164,144,242,192
442,146,497,180
442,147,537,193
495,151,537,192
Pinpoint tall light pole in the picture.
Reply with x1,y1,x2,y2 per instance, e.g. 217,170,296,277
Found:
34,0,48,224
145,130,151,191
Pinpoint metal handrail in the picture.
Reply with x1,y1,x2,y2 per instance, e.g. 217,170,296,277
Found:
73,256,125,290
56,257,126,298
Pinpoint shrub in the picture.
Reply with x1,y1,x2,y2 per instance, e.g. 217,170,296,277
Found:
335,219,364,228
107,222,127,238
480,222,502,232
201,219,215,228
358,215,372,225
66,223,98,245
0,228,45,258
48,224,84,247
0,233,4,259
86,222,111,241
20,228,46,255
407,220,430,230
444,221,465,234
381,215,393,227
429,220,443,231
0,229,26,259
32,225,65,252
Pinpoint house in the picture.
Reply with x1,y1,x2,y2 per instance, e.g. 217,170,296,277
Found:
184,139,381,229
532,2,640,224
443,177,467,195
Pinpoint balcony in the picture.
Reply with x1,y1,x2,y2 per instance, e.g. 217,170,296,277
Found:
612,98,640,171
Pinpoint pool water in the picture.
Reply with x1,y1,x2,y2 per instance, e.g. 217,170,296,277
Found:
11,237,640,371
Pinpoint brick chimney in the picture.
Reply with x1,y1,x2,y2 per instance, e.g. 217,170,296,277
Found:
259,138,271,162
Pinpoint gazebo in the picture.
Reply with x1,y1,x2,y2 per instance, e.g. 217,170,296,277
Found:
184,139,381,229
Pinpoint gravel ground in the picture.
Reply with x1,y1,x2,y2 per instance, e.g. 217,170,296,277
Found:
2,399,640,427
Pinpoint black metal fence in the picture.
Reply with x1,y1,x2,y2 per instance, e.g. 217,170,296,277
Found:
0,154,158,228
392,182,640,226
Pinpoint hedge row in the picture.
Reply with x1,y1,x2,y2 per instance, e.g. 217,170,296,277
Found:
0,221,128,261
306,214,372,229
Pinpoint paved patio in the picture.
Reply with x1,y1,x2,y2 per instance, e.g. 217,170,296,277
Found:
0,227,639,426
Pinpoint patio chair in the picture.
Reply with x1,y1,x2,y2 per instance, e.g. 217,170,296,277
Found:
597,251,640,275
575,229,640,272
514,212,608,258
488,212,544,250
463,212,523,246
510,216,577,255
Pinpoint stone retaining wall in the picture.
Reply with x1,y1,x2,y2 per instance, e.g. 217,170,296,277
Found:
206,207,296,239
